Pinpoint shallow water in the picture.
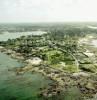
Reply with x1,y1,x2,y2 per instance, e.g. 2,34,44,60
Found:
0,52,52,100
0,31,46,41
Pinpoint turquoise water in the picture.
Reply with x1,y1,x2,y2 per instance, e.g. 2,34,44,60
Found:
0,52,52,100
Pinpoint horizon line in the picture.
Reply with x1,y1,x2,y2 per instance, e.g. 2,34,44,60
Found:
0,21,97,24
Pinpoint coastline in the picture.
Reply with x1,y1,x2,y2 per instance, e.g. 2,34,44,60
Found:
0,46,97,99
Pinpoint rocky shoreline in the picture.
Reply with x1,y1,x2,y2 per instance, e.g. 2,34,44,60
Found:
16,64,97,99
0,46,24,60
0,46,97,100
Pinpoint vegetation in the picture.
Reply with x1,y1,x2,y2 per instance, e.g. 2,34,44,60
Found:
0,23,97,100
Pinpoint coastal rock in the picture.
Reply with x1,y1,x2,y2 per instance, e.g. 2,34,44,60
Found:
26,57,42,65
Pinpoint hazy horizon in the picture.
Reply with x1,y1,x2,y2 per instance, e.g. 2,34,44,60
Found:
0,0,97,23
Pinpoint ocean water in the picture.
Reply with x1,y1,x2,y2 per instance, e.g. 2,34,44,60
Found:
0,52,52,100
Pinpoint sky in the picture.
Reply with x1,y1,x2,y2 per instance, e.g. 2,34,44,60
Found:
0,0,97,23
